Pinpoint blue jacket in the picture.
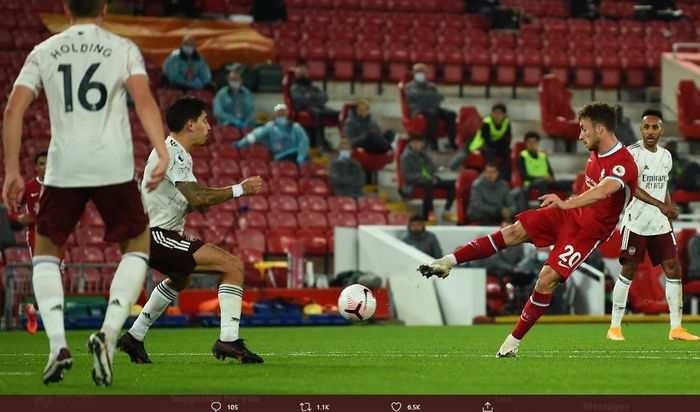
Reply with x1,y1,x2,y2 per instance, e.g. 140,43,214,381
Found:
236,121,310,164
162,49,212,89
213,86,256,128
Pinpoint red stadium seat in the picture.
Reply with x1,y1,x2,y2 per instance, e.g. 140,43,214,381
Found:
384,46,412,83
596,50,622,90
237,196,269,212
237,211,268,230
357,196,387,213
268,194,299,212
464,48,492,92
297,195,328,212
569,51,595,89
266,229,297,255
455,169,480,225
621,50,648,89
238,144,271,160
300,40,328,80
270,160,299,178
75,226,107,247
409,47,438,82
211,161,241,179
543,50,569,85
72,247,106,264
299,162,329,179
328,41,356,82
240,159,271,179
327,212,358,228
518,51,544,87
357,211,387,225
267,211,298,230
296,229,328,255
235,229,266,252
438,46,464,86
456,106,483,149
208,210,236,230
327,196,358,213
211,146,240,160
299,178,330,196
3,247,31,263
492,49,518,93
267,177,299,196
296,211,329,230
538,74,581,142
211,125,241,144
676,80,700,140
387,211,411,225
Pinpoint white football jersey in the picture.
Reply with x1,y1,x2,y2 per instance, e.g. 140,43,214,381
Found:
142,136,197,233
620,141,673,236
14,23,146,187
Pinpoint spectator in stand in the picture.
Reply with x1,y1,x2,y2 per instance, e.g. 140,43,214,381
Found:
163,34,212,90
236,104,309,164
666,140,700,192
290,64,337,150
213,71,257,130
615,105,637,146
467,163,523,225
329,139,364,199
404,63,457,151
689,234,700,281
344,98,395,154
251,0,287,22
400,215,443,259
462,103,512,180
516,131,574,198
400,134,457,223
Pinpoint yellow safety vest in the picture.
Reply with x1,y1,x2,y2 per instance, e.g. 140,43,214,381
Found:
520,150,549,187
468,116,510,152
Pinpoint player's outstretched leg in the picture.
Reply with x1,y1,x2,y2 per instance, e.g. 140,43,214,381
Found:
497,266,559,358
33,255,71,383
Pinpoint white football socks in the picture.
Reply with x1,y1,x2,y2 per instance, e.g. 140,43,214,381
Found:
32,256,66,358
611,275,632,328
218,284,243,342
128,280,178,342
101,252,148,352
666,277,683,329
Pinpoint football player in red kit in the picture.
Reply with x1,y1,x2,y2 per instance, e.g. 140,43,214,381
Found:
419,102,638,357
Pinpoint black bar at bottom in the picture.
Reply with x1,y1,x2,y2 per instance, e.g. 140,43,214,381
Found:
4,395,699,412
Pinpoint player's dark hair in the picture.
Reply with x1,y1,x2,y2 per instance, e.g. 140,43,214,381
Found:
408,215,424,224
408,133,425,142
642,109,663,121
492,103,507,113
577,102,617,132
165,96,208,133
34,150,48,164
65,0,106,18
484,162,499,170
523,131,540,141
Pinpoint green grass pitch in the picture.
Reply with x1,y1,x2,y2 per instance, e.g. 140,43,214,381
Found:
1,323,700,394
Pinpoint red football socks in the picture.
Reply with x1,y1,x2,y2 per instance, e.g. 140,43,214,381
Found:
453,231,506,264
512,290,552,340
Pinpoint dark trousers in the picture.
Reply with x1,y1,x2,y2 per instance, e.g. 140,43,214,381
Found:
480,139,512,181
421,108,456,149
355,130,395,154
413,179,456,219
306,106,339,147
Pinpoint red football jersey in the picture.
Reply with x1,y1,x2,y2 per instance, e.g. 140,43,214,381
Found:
8,177,43,253
575,142,638,237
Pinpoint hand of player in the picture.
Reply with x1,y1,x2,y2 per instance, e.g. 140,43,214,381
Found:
538,193,565,209
240,176,263,196
2,172,25,214
145,154,168,192
659,202,680,220
417,256,455,279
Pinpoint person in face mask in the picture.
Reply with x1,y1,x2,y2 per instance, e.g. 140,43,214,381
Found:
400,215,443,259
289,65,338,151
163,34,212,90
235,104,310,164
404,62,457,151
213,71,258,130
329,139,364,198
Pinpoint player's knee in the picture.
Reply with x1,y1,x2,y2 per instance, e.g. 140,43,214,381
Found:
620,260,637,278
535,267,561,293
220,255,244,284
662,260,680,278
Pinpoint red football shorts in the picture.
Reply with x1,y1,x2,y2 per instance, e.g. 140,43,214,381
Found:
517,206,609,280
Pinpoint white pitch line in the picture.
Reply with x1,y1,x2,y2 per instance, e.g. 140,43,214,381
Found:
0,372,34,376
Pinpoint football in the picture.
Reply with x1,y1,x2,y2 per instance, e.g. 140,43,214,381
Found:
337,284,377,322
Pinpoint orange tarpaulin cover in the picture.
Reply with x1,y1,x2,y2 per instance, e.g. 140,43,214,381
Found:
40,14,276,70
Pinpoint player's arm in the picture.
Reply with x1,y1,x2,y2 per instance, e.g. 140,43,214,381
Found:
540,177,621,210
2,86,35,211
176,176,262,207
634,187,679,220
126,74,169,192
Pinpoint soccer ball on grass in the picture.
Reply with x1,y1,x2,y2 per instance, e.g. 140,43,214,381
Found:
337,284,377,322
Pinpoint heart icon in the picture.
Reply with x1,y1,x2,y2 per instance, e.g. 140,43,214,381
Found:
391,402,402,412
